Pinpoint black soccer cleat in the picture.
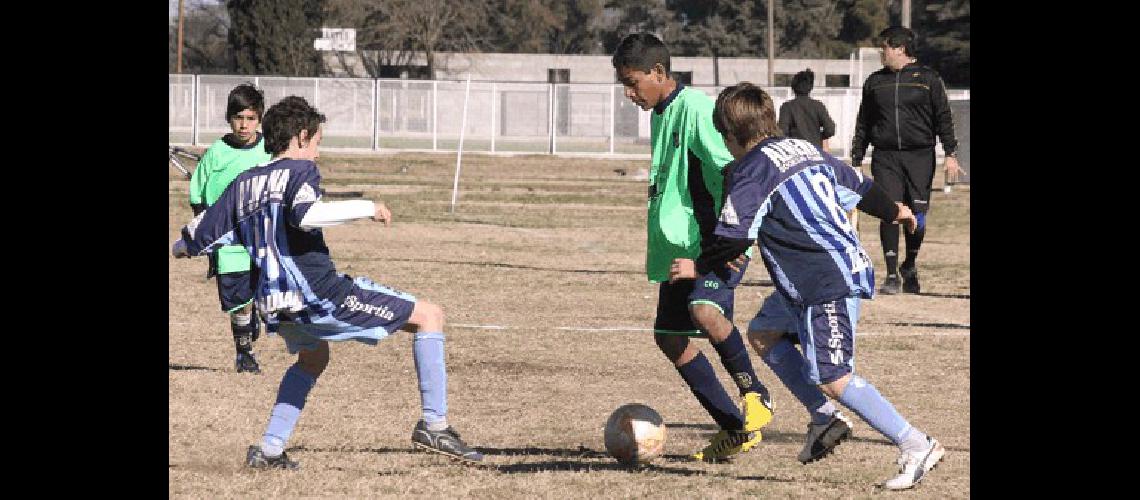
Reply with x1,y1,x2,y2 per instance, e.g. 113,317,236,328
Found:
880,274,901,295
411,420,484,463
245,445,300,470
798,411,853,464
900,266,921,294
235,351,261,374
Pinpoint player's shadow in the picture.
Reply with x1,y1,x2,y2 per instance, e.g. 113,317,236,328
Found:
480,446,791,481
667,422,962,450
912,292,970,300
168,362,219,372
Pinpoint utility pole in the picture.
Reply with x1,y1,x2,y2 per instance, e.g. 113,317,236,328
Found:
902,0,911,28
176,0,185,73
767,0,774,86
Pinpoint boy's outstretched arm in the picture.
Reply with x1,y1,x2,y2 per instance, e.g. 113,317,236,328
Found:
855,181,916,234
669,235,753,283
296,199,391,228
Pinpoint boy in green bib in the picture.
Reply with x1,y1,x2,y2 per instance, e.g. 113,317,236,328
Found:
612,34,773,462
188,83,273,373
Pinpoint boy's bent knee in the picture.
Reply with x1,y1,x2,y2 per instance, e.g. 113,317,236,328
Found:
409,301,445,332
747,329,785,356
819,372,852,399
297,342,330,376
688,303,722,327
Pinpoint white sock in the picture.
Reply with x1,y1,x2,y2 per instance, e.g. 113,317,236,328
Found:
899,426,929,454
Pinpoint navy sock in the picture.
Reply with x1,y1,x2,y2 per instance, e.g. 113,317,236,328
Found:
760,338,831,423
712,327,768,400
677,352,744,430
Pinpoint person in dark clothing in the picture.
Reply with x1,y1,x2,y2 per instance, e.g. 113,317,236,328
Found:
850,26,962,295
778,69,836,151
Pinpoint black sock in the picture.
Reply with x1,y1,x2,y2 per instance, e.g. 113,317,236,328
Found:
880,221,900,276
231,312,256,355
712,327,768,400
677,352,745,430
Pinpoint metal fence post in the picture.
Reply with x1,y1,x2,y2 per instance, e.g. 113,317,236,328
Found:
548,83,555,154
609,84,615,155
490,82,496,153
433,80,438,151
372,78,379,151
191,74,199,146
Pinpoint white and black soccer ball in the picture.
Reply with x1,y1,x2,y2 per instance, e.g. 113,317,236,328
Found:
603,403,666,465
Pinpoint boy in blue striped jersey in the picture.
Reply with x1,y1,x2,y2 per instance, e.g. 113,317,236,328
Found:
172,96,483,469
669,83,944,490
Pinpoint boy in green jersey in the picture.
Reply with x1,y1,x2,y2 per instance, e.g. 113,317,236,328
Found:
187,83,273,373
612,34,773,462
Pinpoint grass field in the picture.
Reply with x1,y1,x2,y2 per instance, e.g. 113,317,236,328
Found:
169,150,970,498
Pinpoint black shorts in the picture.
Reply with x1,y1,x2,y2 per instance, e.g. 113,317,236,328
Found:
653,257,749,337
216,270,254,313
869,148,936,213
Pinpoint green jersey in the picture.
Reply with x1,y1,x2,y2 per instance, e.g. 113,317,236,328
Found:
188,134,272,274
645,86,736,283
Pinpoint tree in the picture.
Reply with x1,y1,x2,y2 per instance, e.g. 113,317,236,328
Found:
775,0,849,58
838,0,891,48
336,0,492,78
226,0,324,77
912,0,969,87
595,0,682,55
170,0,233,73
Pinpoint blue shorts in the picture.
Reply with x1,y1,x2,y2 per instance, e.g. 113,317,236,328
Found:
748,293,860,385
277,277,417,354
216,270,254,313
654,258,749,337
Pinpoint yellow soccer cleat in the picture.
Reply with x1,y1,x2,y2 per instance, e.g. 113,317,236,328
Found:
742,391,774,433
691,429,762,462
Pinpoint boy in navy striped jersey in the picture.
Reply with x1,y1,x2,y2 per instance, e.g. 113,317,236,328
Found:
173,96,483,469
669,83,944,490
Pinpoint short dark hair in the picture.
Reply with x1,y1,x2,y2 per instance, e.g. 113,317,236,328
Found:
877,26,918,57
791,69,814,96
225,83,265,121
261,96,326,155
713,82,782,147
611,33,670,73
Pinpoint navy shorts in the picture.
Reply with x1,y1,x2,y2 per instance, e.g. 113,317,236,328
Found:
749,293,860,384
654,257,749,337
277,277,417,354
216,270,254,313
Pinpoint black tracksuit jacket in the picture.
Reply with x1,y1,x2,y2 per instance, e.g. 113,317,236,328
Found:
850,62,958,165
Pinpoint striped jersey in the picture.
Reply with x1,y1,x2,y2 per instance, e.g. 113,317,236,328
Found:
179,158,354,332
715,137,876,306
188,134,273,274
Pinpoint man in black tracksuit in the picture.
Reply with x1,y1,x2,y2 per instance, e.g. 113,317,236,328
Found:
850,26,962,295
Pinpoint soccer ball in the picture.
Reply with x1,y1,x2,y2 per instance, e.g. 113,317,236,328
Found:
603,403,666,465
